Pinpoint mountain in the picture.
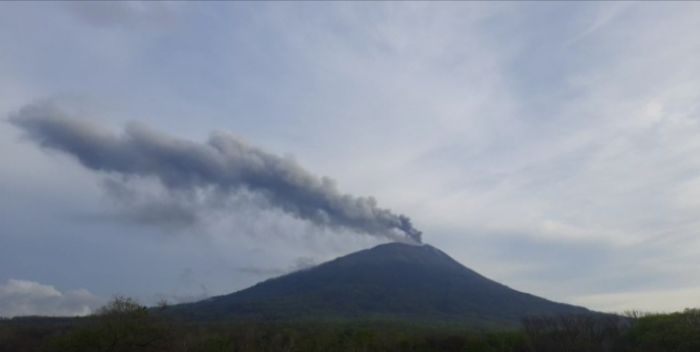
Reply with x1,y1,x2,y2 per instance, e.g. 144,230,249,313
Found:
167,242,590,327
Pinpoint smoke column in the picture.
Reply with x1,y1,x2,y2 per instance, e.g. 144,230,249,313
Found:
10,103,422,243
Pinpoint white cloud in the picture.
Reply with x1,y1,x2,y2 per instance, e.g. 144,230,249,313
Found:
0,279,103,318
571,286,700,313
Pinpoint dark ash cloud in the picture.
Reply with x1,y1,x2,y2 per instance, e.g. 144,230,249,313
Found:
9,103,422,243
98,177,201,228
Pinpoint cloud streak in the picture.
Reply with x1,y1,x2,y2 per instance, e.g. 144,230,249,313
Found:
9,103,422,243
0,279,102,318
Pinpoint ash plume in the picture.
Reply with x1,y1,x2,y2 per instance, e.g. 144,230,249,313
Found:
9,103,422,243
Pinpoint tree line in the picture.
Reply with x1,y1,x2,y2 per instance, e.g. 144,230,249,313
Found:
1,297,699,352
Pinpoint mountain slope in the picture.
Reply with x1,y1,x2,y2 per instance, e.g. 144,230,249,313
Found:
168,242,589,326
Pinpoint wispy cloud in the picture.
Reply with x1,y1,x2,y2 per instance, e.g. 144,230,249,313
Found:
0,279,103,318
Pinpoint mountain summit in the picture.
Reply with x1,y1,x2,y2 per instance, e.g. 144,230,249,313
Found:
169,242,589,326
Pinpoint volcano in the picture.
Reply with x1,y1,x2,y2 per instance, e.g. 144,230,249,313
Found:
168,242,589,326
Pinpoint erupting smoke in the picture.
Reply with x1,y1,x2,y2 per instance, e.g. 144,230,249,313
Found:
10,103,422,243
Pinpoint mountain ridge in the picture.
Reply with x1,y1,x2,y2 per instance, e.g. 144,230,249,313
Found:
167,242,590,327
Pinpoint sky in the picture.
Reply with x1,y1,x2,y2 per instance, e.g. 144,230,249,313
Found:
1,1,700,317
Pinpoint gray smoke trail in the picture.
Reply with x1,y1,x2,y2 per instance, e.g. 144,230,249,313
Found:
9,103,422,243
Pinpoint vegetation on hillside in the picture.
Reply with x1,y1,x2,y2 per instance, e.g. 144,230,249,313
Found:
170,243,588,325
1,297,699,352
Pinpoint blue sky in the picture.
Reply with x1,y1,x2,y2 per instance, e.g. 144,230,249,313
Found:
1,1,700,316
